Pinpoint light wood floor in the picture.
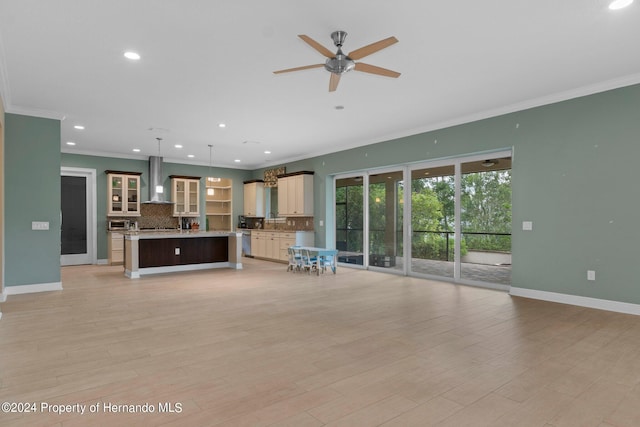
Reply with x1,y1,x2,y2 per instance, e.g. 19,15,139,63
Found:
1,258,640,426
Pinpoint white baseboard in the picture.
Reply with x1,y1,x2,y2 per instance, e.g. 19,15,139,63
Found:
509,287,640,316
4,282,63,296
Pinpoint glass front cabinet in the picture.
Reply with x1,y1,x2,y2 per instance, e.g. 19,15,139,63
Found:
171,175,200,217
106,171,142,216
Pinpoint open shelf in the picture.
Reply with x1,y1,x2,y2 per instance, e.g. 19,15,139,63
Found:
206,177,232,231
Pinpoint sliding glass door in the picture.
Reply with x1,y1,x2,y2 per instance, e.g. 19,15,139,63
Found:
460,157,512,285
368,170,404,273
336,176,365,266
333,150,511,287
409,165,455,278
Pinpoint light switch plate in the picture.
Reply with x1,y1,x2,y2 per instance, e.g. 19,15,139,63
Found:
522,221,533,231
587,270,596,281
32,221,49,230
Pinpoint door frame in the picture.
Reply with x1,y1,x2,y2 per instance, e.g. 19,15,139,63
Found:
61,167,97,265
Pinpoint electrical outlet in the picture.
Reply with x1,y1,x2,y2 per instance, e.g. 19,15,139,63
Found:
175,247,180,255
32,221,49,230
587,270,596,281
522,221,533,231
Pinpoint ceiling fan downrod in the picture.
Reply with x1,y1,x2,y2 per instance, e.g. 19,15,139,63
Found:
325,30,355,74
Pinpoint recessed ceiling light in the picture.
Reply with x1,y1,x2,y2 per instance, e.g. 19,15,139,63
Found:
609,0,633,9
74,125,85,130
264,150,271,154
234,159,241,163
132,148,141,152
66,141,76,146
187,154,195,158
124,51,141,60
218,123,226,128
174,144,183,149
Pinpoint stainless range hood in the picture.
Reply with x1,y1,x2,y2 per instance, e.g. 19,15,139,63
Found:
143,155,173,204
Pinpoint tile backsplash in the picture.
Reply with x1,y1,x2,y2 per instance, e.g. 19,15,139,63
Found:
263,216,314,231
109,204,178,229
139,204,178,229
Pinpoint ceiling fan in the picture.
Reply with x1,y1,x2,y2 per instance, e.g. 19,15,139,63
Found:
273,31,400,92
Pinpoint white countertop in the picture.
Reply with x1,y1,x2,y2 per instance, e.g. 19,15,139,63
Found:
125,230,236,239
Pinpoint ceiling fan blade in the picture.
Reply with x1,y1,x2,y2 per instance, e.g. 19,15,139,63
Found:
354,62,401,78
329,73,341,92
298,35,335,58
273,64,324,74
348,36,398,60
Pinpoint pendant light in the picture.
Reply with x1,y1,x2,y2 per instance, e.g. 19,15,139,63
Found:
207,144,215,196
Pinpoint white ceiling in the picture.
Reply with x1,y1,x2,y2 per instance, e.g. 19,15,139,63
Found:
1,0,639,169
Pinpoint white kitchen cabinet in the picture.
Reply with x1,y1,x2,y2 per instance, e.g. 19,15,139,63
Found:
171,176,200,217
106,171,141,217
277,172,314,216
251,230,314,262
243,180,264,217
279,232,296,261
251,231,267,258
108,231,124,265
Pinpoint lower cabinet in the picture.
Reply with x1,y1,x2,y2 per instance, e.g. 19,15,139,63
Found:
108,232,124,265
251,231,314,261
138,237,228,268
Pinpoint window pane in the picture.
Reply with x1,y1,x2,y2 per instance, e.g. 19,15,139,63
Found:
336,176,364,265
460,157,512,285
368,171,403,272
410,165,455,278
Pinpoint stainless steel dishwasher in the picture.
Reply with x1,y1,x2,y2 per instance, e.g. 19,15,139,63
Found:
241,230,252,257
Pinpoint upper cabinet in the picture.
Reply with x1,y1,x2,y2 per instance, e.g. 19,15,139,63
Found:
106,171,142,217
171,175,200,217
277,172,314,216
243,180,265,217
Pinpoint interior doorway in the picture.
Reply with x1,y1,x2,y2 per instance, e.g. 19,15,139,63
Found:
61,167,97,266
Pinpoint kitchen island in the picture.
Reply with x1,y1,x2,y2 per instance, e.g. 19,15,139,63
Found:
123,231,242,278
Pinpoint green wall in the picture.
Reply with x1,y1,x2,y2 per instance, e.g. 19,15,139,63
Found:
5,114,61,287
257,84,640,305
61,153,252,259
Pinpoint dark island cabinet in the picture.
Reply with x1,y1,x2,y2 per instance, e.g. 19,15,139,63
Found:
139,236,229,268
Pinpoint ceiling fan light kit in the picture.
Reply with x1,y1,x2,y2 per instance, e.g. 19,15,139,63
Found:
274,31,400,92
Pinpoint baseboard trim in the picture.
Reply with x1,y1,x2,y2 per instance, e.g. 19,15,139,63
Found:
96,259,109,265
4,282,63,296
509,287,640,316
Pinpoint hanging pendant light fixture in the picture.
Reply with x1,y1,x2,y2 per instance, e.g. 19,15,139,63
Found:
207,144,215,196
